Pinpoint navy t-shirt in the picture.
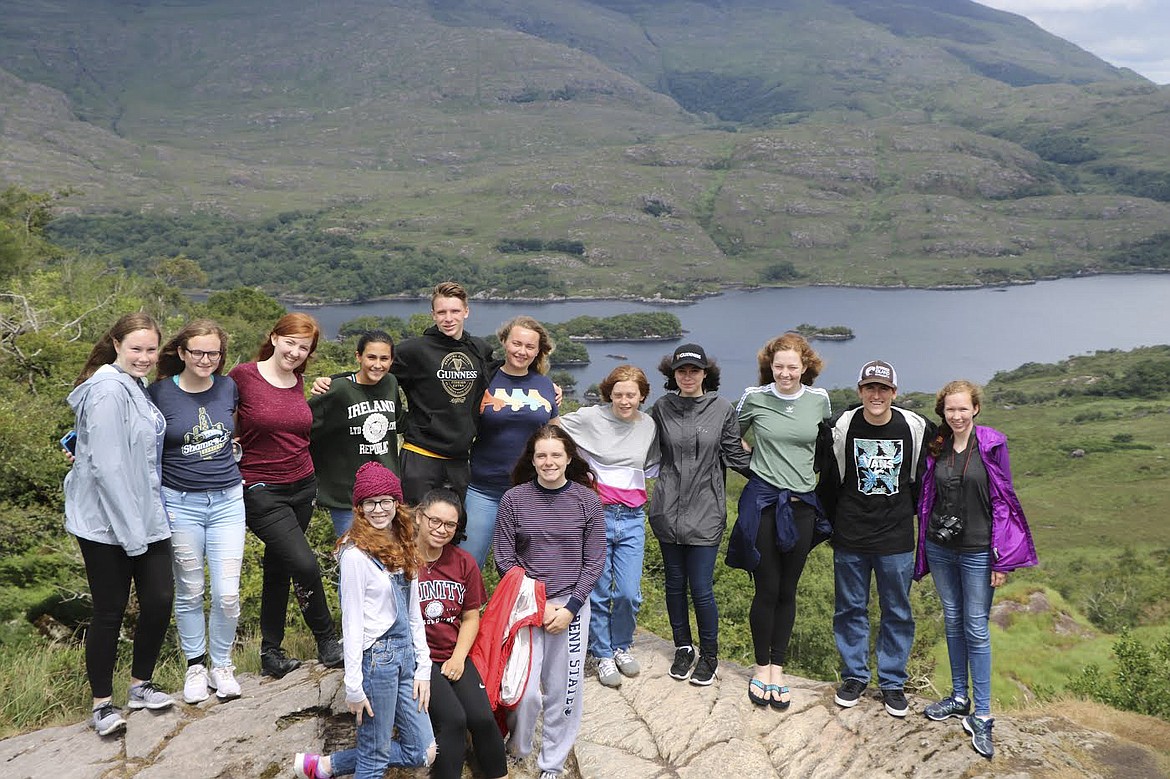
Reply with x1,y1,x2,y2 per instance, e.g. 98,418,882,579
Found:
148,375,241,492
469,370,558,491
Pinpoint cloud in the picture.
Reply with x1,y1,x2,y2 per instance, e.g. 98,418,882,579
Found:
977,0,1170,83
981,0,1150,11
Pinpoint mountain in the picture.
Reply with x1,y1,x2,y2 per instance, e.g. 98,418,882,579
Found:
1,0,1169,299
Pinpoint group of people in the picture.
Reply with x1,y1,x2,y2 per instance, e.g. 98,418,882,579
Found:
727,341,1037,761
63,280,1036,776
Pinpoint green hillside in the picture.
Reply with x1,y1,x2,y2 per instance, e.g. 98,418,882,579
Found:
1,0,1169,300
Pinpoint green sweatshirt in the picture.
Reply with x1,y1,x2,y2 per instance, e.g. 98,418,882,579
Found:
309,373,404,509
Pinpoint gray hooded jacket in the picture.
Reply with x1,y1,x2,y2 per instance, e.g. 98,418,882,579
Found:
64,364,168,556
648,392,753,546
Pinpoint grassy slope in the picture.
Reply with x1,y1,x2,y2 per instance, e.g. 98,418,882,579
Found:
1,0,1169,298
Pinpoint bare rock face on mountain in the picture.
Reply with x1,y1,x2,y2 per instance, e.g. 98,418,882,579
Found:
0,631,1163,778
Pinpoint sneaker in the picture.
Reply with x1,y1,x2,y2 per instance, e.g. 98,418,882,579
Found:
613,647,640,677
689,654,718,687
962,715,995,759
597,657,622,688
293,752,328,779
924,694,970,721
669,645,698,680
260,647,302,679
209,664,242,700
317,637,343,669
91,702,126,736
127,681,174,710
834,678,866,708
183,664,210,704
539,772,560,779
881,688,909,717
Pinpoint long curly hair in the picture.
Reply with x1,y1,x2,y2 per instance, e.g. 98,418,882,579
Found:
755,333,823,386
927,379,983,458
337,502,421,578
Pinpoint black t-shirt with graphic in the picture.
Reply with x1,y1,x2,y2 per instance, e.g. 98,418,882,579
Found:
833,412,916,554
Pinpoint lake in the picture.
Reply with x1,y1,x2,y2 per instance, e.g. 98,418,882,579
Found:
295,274,1170,397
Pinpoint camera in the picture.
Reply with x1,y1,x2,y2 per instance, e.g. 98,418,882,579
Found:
928,513,964,544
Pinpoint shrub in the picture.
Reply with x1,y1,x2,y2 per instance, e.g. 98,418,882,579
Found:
1070,630,1170,720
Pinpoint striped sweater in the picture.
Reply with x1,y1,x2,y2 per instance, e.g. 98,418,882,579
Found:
493,480,605,616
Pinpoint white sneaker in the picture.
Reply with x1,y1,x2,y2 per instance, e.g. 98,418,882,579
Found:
209,664,242,700
613,647,640,677
597,657,622,688
183,664,210,704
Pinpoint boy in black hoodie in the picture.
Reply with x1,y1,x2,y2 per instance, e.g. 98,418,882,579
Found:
391,281,495,503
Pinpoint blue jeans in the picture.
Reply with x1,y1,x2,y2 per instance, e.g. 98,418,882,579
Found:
833,549,915,690
330,575,436,778
588,503,645,658
329,508,354,538
164,484,246,669
924,541,995,715
462,483,505,570
659,542,720,657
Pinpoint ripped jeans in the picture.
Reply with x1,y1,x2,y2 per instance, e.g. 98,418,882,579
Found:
164,484,246,669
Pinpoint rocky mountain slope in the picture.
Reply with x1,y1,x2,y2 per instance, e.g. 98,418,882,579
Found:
1,0,1169,297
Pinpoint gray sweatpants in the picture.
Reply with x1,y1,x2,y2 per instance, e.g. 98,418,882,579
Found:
508,596,589,775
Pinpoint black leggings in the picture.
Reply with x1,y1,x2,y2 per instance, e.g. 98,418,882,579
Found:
427,660,507,779
77,536,174,699
242,476,335,652
749,501,815,667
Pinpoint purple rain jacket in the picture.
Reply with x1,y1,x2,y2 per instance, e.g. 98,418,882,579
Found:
913,424,1039,580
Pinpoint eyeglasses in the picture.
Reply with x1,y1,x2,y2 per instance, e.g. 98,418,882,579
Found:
360,498,397,514
184,348,224,362
421,511,459,533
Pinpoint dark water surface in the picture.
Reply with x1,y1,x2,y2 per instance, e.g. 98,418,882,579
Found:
296,275,1170,397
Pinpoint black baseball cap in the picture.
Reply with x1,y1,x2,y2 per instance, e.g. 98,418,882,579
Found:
670,344,709,370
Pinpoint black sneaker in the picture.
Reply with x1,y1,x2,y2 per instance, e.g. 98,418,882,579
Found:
261,647,302,679
689,654,718,686
962,714,995,759
317,637,344,669
924,694,970,721
881,688,909,717
834,678,866,708
669,645,697,680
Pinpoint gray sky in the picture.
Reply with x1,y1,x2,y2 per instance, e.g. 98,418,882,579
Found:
978,0,1170,84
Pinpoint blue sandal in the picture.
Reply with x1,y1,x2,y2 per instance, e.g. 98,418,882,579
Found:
768,684,791,710
748,678,769,707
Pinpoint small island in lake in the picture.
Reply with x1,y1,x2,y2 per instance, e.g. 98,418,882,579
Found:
790,323,855,341
562,312,683,343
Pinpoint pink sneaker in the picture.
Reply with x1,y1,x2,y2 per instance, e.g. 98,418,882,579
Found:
293,753,329,779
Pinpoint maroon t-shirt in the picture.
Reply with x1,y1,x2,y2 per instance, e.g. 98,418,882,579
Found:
416,544,487,663
228,362,314,485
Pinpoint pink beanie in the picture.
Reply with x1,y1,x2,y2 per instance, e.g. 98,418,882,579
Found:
352,462,403,506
